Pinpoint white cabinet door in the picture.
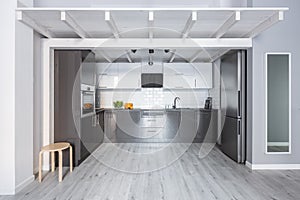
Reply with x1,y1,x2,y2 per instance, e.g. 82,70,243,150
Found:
97,63,119,88
163,63,196,89
194,63,213,88
117,63,141,89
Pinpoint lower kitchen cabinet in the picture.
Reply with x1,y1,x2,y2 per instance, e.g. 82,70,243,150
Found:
178,110,197,142
164,111,180,140
104,110,117,141
116,110,140,140
80,114,103,157
194,110,218,143
102,109,218,143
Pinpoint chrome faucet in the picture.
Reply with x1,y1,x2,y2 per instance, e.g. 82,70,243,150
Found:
173,97,180,109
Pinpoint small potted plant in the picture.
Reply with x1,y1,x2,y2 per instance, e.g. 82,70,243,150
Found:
113,101,123,109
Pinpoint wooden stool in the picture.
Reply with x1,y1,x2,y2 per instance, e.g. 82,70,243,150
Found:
39,142,73,182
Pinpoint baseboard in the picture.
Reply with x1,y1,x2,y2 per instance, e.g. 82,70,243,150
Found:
0,188,15,195
245,161,252,169
246,162,300,170
15,175,35,194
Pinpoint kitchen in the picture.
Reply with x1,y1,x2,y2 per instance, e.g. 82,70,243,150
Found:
55,48,222,166
1,0,300,198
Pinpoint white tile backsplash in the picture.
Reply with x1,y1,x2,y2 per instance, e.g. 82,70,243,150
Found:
98,89,209,109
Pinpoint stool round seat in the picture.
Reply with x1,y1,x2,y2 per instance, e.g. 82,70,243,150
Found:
41,142,70,152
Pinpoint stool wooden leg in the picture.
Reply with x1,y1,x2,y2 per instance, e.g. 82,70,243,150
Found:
51,151,55,172
38,151,43,182
69,145,73,172
58,150,62,182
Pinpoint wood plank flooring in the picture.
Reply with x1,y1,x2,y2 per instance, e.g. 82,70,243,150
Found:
1,143,300,200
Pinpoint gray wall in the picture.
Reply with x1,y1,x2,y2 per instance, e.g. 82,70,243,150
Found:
251,0,300,164
33,0,247,7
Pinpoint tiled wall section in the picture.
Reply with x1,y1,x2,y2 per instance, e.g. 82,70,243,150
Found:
98,89,209,109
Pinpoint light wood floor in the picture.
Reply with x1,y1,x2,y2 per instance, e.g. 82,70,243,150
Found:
1,143,300,200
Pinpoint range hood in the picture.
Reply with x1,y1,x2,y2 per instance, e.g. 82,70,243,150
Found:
141,73,163,88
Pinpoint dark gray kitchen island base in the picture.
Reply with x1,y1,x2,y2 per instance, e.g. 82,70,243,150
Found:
100,108,218,144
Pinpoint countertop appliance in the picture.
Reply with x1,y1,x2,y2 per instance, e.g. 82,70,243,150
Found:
220,50,246,163
204,97,212,110
141,73,163,88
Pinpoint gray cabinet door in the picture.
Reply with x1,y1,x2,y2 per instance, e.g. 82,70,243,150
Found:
104,111,116,141
164,111,180,139
116,111,140,140
195,111,210,142
195,110,218,143
178,110,197,142
81,114,102,154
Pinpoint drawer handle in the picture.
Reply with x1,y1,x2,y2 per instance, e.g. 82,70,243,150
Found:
147,130,157,133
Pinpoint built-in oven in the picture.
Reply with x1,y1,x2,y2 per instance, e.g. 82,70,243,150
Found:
81,84,95,117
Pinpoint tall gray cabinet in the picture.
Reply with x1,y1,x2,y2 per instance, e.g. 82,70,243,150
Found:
54,50,103,166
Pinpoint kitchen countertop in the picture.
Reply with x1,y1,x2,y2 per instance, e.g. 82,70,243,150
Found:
96,108,218,113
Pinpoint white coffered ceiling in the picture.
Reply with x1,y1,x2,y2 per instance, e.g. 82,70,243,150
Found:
16,7,288,62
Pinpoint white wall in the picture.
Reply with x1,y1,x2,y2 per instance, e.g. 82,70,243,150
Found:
0,0,34,195
0,0,17,194
15,12,34,192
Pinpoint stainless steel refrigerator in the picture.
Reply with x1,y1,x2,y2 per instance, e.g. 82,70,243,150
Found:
220,50,246,163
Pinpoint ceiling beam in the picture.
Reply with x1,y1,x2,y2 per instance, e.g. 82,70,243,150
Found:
168,50,176,63
125,50,133,63
16,11,54,38
148,11,154,39
189,50,203,63
182,11,197,38
243,11,284,38
210,49,231,62
105,11,120,38
43,38,252,48
61,11,90,38
211,11,240,38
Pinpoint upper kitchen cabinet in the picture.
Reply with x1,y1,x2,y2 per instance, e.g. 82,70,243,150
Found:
96,63,119,89
163,63,212,89
81,51,96,86
81,63,96,86
117,63,141,89
193,63,213,89
164,63,195,89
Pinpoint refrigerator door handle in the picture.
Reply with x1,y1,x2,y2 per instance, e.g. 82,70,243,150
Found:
238,119,241,135
237,51,241,91
238,90,241,117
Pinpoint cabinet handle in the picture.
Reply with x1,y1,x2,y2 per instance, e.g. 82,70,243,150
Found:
195,79,196,88
147,130,157,133
96,115,99,125
92,115,97,127
147,119,156,122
